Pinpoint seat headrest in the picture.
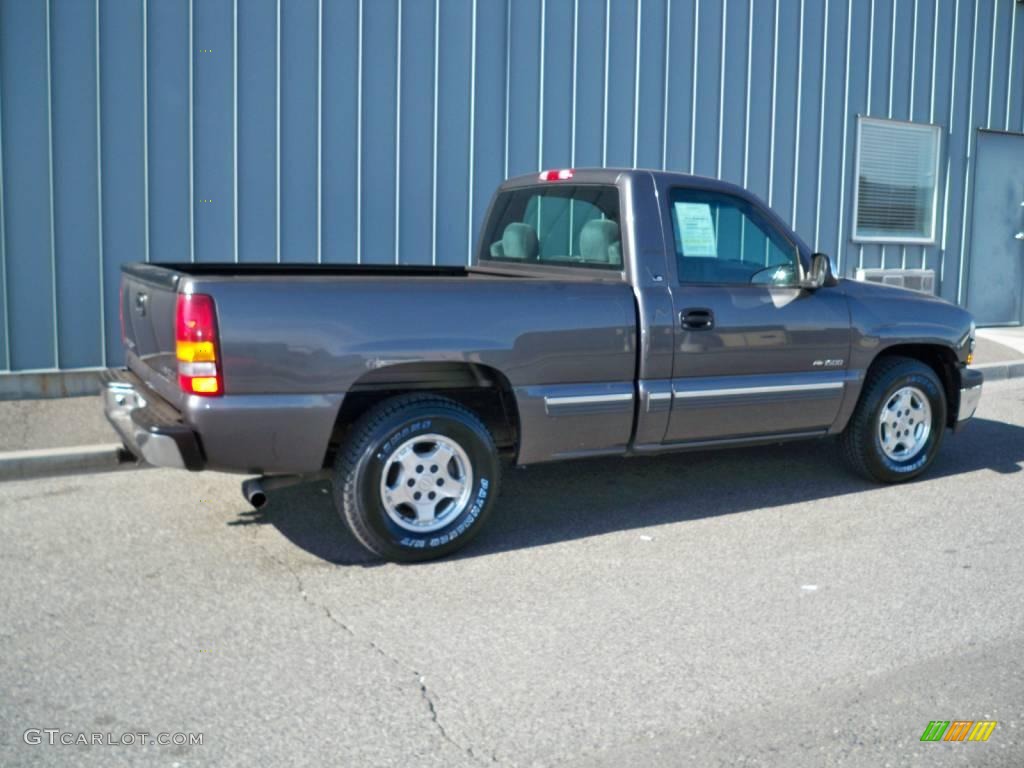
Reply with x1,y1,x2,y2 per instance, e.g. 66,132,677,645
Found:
501,222,539,260
579,219,621,264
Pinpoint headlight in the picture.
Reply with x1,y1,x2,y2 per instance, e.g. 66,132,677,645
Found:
967,321,976,364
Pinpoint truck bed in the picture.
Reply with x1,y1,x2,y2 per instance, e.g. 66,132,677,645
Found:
133,262,471,276
123,262,478,289
118,260,639,471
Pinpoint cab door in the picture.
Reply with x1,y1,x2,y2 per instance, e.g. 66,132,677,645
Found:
661,185,851,444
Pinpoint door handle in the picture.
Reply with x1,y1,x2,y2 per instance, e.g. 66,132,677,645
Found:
680,308,714,330
1015,232,1024,241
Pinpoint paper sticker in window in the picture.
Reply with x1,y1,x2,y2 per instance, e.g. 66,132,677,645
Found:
674,202,717,257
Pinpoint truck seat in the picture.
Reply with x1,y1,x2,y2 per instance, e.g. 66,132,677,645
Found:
579,219,622,266
490,222,539,260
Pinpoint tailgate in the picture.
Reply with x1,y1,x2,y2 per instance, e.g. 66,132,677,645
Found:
120,264,182,398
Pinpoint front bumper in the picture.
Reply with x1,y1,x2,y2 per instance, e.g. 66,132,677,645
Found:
101,369,205,470
957,367,983,424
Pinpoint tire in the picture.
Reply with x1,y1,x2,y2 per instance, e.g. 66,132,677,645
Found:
840,356,947,483
333,394,501,562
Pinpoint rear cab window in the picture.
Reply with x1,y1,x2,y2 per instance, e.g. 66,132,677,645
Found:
480,185,623,271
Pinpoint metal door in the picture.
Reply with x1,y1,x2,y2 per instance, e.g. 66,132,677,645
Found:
966,131,1024,326
659,186,852,444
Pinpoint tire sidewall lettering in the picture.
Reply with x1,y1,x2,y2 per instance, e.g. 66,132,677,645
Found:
423,476,489,549
377,419,433,460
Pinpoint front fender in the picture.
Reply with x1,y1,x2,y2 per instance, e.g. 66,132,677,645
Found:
829,280,974,433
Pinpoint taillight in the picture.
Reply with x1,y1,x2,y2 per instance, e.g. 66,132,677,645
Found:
539,168,574,181
175,293,222,396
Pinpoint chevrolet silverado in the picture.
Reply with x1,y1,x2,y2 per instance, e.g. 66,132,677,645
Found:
103,169,982,561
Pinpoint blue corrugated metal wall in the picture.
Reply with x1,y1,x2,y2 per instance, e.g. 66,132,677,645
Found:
0,0,1022,373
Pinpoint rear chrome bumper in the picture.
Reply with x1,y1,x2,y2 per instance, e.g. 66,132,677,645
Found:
101,369,205,470
957,367,983,423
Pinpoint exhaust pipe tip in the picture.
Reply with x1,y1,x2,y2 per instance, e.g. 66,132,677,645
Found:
241,478,268,509
241,471,330,510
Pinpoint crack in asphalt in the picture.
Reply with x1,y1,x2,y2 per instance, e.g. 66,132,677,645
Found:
254,539,497,765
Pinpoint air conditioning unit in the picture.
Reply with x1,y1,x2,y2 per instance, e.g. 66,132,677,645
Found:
855,268,936,295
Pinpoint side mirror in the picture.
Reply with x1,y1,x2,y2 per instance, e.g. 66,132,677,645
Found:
802,252,836,290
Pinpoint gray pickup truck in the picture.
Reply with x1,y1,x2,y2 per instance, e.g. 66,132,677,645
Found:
104,168,982,561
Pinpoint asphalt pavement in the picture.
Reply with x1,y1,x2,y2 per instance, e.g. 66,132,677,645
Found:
2,380,1023,767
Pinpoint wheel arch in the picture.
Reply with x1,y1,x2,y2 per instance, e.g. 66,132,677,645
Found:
322,362,521,467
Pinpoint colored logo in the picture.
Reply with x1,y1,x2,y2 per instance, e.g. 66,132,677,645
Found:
920,720,997,742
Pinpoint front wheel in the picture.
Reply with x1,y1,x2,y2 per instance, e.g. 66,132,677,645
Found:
333,394,501,562
840,356,947,483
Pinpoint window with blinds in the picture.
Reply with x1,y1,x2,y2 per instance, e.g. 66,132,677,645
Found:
853,117,941,243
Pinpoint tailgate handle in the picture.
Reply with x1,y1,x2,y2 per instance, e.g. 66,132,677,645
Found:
135,292,148,317
680,308,714,330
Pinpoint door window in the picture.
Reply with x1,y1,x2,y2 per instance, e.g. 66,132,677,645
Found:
668,188,800,286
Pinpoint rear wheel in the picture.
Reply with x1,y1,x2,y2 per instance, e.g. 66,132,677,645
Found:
333,394,500,562
841,356,947,483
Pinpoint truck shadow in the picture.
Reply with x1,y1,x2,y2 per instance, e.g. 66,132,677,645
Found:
228,417,1024,565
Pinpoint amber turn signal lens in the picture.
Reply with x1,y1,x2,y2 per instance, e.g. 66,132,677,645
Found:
176,340,217,363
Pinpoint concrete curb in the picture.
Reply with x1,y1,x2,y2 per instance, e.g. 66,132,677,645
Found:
0,369,104,401
971,361,1024,382
0,444,139,482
